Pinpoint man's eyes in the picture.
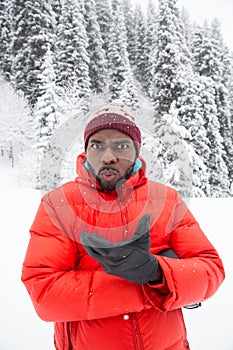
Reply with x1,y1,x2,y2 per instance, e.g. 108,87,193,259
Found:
91,143,102,149
91,143,129,150
116,143,128,149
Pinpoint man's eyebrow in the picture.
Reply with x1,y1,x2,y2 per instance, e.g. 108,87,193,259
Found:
113,139,131,144
89,139,132,144
89,139,103,143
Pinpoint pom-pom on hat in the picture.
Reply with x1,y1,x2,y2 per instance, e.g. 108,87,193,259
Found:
84,100,141,155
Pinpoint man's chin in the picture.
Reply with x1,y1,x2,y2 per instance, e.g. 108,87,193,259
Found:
96,177,119,191
96,174,130,190
100,182,117,191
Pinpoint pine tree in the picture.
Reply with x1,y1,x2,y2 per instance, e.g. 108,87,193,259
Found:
150,0,190,115
227,54,233,147
35,46,62,152
34,45,65,190
192,21,222,81
55,0,90,99
144,0,157,96
228,56,233,194
0,75,33,169
108,0,138,107
199,76,230,196
192,21,233,193
122,0,136,65
214,76,233,189
180,6,193,52
210,20,233,188
95,0,112,56
0,0,11,79
140,130,166,184
119,69,139,108
10,0,56,107
51,0,62,25
153,108,194,197
175,77,211,196
133,4,148,90
84,0,107,94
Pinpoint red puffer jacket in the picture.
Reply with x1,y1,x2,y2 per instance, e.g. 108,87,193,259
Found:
22,153,225,350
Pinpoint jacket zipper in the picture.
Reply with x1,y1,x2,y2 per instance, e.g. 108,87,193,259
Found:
130,313,144,350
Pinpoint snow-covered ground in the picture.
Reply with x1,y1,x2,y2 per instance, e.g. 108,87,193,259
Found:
0,165,232,350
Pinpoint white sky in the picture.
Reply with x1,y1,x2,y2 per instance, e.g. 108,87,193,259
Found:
178,0,233,51
132,0,233,51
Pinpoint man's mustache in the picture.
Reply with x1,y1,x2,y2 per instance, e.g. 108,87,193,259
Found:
98,166,119,174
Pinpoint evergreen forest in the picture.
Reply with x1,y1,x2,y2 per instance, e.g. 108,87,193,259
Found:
0,0,232,197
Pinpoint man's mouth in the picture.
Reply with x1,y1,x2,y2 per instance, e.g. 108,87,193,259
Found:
99,169,118,182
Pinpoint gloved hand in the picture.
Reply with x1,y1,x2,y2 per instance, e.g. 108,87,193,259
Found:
80,214,158,284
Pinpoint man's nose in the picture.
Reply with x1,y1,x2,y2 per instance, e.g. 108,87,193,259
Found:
101,147,117,164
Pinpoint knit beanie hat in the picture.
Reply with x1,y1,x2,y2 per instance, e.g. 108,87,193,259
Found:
84,100,142,155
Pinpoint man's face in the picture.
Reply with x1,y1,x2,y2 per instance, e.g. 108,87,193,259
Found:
86,129,137,190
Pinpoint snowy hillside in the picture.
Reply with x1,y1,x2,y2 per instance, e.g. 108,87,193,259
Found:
0,167,232,350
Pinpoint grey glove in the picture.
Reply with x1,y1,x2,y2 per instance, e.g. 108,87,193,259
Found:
80,214,159,284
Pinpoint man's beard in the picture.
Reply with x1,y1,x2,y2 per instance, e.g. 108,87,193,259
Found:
89,164,134,191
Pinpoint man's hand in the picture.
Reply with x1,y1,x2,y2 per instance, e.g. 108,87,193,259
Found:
80,214,158,284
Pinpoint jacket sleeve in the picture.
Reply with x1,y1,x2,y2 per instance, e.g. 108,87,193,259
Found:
21,195,148,322
143,193,225,311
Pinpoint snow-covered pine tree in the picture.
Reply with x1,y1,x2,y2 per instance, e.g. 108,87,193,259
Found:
172,3,191,66
180,6,193,53
175,77,211,196
34,46,63,189
227,53,233,149
0,0,7,61
153,107,193,197
133,4,148,90
199,76,230,196
119,69,139,109
55,0,90,100
210,19,233,188
166,12,211,196
0,0,11,80
192,21,222,81
122,0,136,65
185,145,209,197
35,46,61,152
140,131,166,184
228,55,233,194
84,0,107,94
108,0,138,107
0,75,33,170
9,0,56,107
51,0,62,26
95,0,112,56
191,21,232,195
150,0,190,115
144,0,157,96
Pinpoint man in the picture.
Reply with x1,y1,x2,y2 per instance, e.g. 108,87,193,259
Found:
22,100,225,349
